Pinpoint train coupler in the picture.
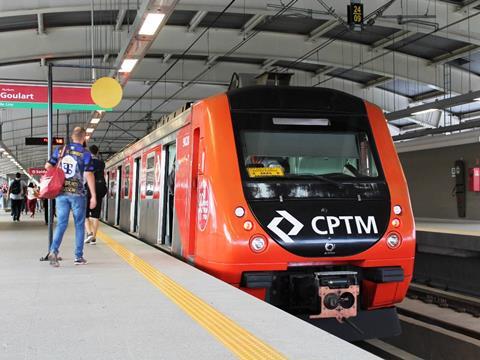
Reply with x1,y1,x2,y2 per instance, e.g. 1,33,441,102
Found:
310,271,359,322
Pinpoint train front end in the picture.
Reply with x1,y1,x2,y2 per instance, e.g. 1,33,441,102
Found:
194,86,415,341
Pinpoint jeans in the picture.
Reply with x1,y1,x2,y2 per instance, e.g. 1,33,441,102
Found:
11,199,22,220
50,194,86,259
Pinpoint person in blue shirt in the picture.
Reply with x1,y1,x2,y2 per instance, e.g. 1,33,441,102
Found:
45,127,97,267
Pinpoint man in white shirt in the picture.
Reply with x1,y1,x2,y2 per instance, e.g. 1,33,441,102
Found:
7,173,27,222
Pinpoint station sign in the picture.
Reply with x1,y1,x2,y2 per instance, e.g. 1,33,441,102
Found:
28,168,47,176
25,137,65,146
0,83,111,111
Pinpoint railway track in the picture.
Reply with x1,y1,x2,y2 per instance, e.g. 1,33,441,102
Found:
407,282,480,318
358,283,480,359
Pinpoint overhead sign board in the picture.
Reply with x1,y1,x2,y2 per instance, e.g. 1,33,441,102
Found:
347,2,364,31
0,83,111,111
25,137,65,146
28,168,47,176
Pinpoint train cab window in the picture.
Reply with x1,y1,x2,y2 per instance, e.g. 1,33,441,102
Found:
145,154,155,197
124,164,130,198
242,131,379,179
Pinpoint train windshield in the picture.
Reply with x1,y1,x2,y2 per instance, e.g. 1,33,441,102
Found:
242,130,379,179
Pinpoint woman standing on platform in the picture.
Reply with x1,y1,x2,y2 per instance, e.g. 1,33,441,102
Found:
26,182,38,218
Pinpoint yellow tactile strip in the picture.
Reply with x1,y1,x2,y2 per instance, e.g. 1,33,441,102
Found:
97,230,287,360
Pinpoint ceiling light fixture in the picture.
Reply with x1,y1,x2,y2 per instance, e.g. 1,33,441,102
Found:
475,98,480,102
91,118,101,124
412,108,439,116
86,128,94,133
139,13,166,36
119,59,138,73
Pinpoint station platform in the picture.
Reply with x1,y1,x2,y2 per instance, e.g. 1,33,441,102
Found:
414,217,480,297
0,212,375,360
416,217,480,236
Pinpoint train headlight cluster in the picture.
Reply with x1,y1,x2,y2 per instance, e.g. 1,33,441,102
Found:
249,235,267,253
393,205,402,215
386,233,402,249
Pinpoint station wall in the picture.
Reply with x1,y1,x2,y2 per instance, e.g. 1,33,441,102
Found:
399,143,480,220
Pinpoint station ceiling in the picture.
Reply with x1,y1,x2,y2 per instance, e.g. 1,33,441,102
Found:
0,0,480,174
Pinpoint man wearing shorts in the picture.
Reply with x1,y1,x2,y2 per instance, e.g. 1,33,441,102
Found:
85,145,106,245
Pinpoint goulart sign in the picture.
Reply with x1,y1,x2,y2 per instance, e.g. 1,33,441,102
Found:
0,83,111,111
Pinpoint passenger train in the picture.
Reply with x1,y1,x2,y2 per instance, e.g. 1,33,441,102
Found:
103,82,415,341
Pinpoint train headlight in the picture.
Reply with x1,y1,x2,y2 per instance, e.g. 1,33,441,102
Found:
243,221,253,231
386,233,402,249
249,235,267,253
393,205,402,215
391,218,401,228
234,207,245,217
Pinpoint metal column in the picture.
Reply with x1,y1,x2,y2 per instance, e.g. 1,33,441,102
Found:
47,63,54,255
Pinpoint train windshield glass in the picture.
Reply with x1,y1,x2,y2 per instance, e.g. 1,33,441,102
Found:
241,130,379,179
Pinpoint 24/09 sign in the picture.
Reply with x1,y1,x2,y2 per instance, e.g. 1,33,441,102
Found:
0,83,111,111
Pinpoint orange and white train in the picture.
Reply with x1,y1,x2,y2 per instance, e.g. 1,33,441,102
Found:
103,85,415,341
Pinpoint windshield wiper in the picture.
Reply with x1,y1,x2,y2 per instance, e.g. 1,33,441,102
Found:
287,174,344,189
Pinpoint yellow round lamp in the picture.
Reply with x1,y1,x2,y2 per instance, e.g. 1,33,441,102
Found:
91,77,123,109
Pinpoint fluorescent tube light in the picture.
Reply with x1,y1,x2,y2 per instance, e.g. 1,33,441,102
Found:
139,13,165,36
119,59,138,73
474,98,480,102
86,128,94,133
91,118,101,124
412,108,438,115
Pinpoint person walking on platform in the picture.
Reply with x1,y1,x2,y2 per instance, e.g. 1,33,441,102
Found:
45,127,97,267
7,173,26,222
85,145,107,245
26,182,38,217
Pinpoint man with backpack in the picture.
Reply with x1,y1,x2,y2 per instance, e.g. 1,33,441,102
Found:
84,145,107,245
7,173,27,222
45,127,96,267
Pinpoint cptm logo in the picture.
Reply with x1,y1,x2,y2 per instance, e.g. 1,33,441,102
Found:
267,210,304,244
267,210,378,243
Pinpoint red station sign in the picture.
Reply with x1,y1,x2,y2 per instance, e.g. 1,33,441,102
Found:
28,168,47,176
0,83,111,111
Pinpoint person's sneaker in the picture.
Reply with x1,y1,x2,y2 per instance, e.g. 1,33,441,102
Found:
89,238,96,245
48,253,60,267
84,233,94,244
74,257,87,265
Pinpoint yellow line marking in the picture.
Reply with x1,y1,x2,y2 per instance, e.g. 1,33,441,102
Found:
97,230,287,360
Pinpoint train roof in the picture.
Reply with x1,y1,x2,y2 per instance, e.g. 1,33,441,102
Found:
227,85,366,115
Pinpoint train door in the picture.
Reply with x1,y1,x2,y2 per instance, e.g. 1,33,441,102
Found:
160,142,176,248
115,165,122,226
104,171,110,221
107,170,117,225
187,128,201,258
131,157,141,233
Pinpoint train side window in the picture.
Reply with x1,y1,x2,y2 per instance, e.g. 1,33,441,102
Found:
109,172,116,199
145,153,155,198
124,164,130,198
